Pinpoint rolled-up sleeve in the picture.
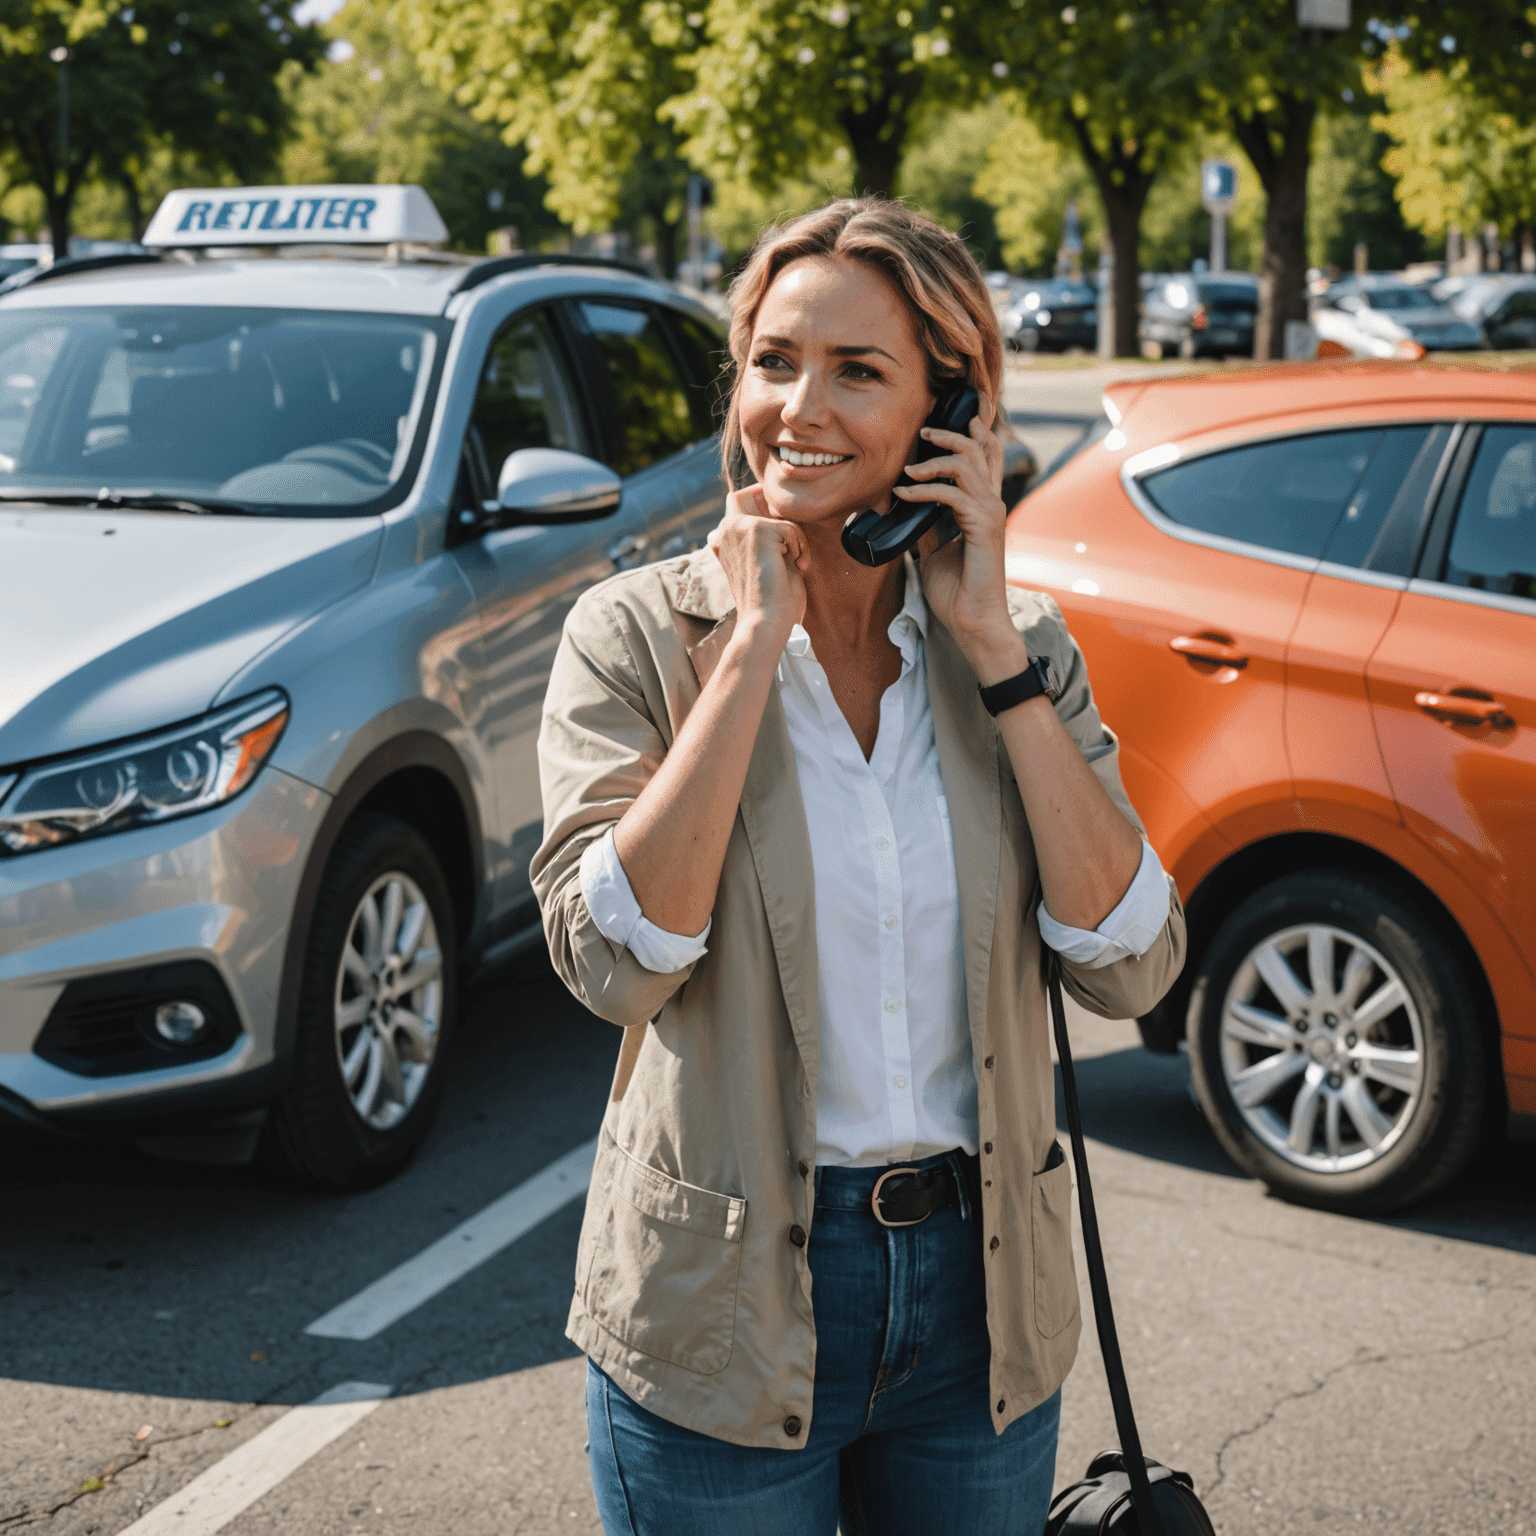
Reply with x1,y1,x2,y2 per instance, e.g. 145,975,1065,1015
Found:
580,828,712,974
1037,838,1172,969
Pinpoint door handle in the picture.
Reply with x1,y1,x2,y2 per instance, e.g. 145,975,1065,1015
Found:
1169,635,1248,667
1414,691,1511,727
607,534,646,571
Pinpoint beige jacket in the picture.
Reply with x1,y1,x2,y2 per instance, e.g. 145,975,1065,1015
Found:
531,547,1185,1450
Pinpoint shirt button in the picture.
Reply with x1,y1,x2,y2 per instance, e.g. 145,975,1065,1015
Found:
789,1224,807,1247
876,837,889,851
984,1055,995,1069
997,1398,1006,1414
884,915,897,929
989,1236,1000,1252
798,1160,810,1178
886,1000,900,1014
984,1142,993,1154
784,1415,803,1437
894,1075,906,1089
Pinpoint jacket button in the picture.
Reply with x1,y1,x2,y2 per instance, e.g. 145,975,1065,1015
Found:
798,1160,810,1178
984,1055,995,1069
784,1415,802,1436
983,1142,993,1154
789,1225,807,1247
990,1236,1000,1251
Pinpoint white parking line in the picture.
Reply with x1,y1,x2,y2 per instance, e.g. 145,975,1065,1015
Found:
304,1135,599,1341
115,1381,389,1536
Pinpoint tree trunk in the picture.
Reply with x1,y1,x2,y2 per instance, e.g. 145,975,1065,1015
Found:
838,47,921,199
654,215,678,279
48,194,71,262
1232,94,1317,362
118,169,145,242
1067,117,1153,359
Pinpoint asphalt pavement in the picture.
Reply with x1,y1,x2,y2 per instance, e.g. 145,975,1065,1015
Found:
4,939,1533,1536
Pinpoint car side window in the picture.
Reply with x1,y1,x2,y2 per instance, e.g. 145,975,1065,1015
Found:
468,308,588,492
1142,428,1420,561
666,311,730,438
572,300,696,476
1443,424,1536,601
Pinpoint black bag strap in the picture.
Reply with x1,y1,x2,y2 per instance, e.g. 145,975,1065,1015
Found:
1048,954,1169,1536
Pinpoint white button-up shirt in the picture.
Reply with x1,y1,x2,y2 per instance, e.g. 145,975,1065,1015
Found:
580,559,1170,1167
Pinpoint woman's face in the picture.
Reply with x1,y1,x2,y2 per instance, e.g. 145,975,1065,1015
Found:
738,255,934,530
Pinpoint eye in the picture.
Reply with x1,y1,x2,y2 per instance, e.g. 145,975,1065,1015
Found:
842,361,884,381
753,351,790,371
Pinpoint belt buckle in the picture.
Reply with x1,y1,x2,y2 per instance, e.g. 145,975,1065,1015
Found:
871,1166,927,1228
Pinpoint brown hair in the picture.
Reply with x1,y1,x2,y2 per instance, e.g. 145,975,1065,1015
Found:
720,198,1004,487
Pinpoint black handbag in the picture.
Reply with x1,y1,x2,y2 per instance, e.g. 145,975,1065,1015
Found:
1044,956,1217,1536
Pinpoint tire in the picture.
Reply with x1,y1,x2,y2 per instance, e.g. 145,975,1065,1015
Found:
1187,871,1484,1215
269,813,458,1189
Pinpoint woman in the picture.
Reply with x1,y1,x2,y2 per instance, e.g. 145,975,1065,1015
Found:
532,198,1185,1535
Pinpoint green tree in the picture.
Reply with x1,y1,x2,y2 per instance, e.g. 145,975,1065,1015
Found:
281,0,562,254
1371,46,1536,257
664,0,971,199
0,0,322,257
895,100,1007,271
1307,103,1428,272
973,2,1207,355
1198,2,1533,359
974,101,1102,275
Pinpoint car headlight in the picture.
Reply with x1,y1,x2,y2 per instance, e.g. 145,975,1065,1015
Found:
0,690,289,856
1036,309,1052,325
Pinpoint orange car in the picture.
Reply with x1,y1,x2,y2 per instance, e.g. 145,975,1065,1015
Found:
1006,357,1535,1213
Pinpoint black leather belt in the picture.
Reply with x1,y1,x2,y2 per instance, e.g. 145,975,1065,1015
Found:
870,1154,980,1228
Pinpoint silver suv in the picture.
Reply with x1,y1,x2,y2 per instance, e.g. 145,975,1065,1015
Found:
0,186,727,1185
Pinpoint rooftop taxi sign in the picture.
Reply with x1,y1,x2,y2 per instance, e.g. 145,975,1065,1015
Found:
142,185,449,248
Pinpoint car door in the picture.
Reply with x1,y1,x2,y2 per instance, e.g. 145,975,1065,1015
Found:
560,295,725,569
1121,429,1393,843
1365,420,1536,1000
451,301,651,926
1283,423,1453,828
1488,289,1536,351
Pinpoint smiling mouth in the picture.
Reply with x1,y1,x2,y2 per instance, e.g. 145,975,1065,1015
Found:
773,445,852,467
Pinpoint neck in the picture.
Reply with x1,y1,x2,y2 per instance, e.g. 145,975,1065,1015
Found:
796,513,906,651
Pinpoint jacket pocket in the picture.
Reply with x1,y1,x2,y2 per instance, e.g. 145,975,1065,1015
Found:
579,1131,747,1376
1031,1144,1080,1340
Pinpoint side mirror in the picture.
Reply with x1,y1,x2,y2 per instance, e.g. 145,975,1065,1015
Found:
497,448,621,523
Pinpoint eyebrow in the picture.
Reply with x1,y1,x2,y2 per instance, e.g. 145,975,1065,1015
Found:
757,334,901,365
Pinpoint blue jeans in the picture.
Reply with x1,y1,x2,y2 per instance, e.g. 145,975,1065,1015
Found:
586,1149,1062,1535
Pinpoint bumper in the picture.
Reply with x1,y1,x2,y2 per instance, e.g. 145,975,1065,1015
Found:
0,767,325,1125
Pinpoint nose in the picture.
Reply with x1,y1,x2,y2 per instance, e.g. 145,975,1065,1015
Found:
781,370,827,433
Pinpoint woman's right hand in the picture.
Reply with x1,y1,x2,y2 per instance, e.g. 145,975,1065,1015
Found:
707,486,809,648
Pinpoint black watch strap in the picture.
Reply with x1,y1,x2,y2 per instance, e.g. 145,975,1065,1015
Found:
978,655,1054,717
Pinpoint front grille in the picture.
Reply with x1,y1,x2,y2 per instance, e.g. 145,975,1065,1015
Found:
34,961,242,1077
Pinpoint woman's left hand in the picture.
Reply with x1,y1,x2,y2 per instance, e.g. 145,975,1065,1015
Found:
907,395,1027,683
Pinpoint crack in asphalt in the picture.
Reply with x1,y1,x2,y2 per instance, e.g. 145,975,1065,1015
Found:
1201,1325,1520,1501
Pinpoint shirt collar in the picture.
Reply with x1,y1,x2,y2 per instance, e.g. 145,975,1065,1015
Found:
786,554,928,661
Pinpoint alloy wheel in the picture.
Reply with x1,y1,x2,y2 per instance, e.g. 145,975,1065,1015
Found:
333,871,443,1131
1218,923,1425,1174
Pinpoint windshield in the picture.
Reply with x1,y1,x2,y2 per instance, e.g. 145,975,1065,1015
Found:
1364,287,1438,312
1197,282,1257,308
0,306,447,515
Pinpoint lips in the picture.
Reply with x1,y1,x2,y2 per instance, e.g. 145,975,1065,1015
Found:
773,445,852,467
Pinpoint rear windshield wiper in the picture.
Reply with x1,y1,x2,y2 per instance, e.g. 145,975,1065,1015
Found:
0,489,255,515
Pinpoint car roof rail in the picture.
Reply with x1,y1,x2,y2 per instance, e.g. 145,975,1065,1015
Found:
0,251,163,296
451,252,655,296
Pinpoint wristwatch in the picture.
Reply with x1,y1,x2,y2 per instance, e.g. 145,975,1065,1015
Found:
977,656,1055,717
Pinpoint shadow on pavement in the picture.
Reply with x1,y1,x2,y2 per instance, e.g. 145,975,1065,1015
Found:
0,948,617,1405
1057,1044,1536,1257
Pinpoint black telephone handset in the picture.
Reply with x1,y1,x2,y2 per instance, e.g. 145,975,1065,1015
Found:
840,384,980,567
